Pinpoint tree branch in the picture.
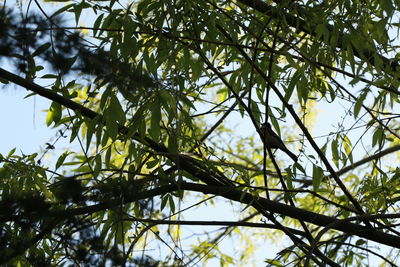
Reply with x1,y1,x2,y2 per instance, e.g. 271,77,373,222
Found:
123,217,307,237
7,182,399,249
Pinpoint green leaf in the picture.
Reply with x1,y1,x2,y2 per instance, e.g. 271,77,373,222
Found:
331,138,339,167
96,122,103,149
191,57,202,81
70,119,83,143
100,87,112,110
168,195,175,213
356,239,366,246
56,151,71,170
342,135,353,165
105,146,112,168
73,2,84,24
347,43,355,72
250,101,261,126
32,43,51,57
143,51,157,77
53,103,62,124
354,90,368,118
294,161,306,174
7,148,16,158
285,173,293,191
160,194,169,211
93,13,104,36
50,3,74,17
146,159,159,169
46,109,54,127
372,126,384,147
285,70,301,102
296,76,307,104
150,99,161,141
46,102,62,126
109,95,126,124
121,29,136,59
264,259,284,267
72,164,92,173
93,154,102,177
41,74,58,79
85,119,96,151
312,165,323,191
106,113,118,140
168,135,177,154
103,95,125,141
182,48,190,74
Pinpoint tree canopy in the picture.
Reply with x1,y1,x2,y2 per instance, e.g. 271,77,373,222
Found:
1,0,400,266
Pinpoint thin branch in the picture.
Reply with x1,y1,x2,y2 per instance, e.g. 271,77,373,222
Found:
123,218,307,237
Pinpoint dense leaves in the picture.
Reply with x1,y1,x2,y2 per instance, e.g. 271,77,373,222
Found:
1,0,400,266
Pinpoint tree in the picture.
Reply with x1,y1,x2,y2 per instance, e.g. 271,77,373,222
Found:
1,0,400,265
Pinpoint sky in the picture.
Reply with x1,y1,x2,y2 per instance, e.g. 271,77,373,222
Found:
0,86,56,156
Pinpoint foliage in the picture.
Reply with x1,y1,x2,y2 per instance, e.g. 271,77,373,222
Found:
1,0,400,266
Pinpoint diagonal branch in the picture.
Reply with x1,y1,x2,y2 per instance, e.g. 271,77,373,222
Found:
0,67,233,187
336,144,400,177
211,23,367,220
